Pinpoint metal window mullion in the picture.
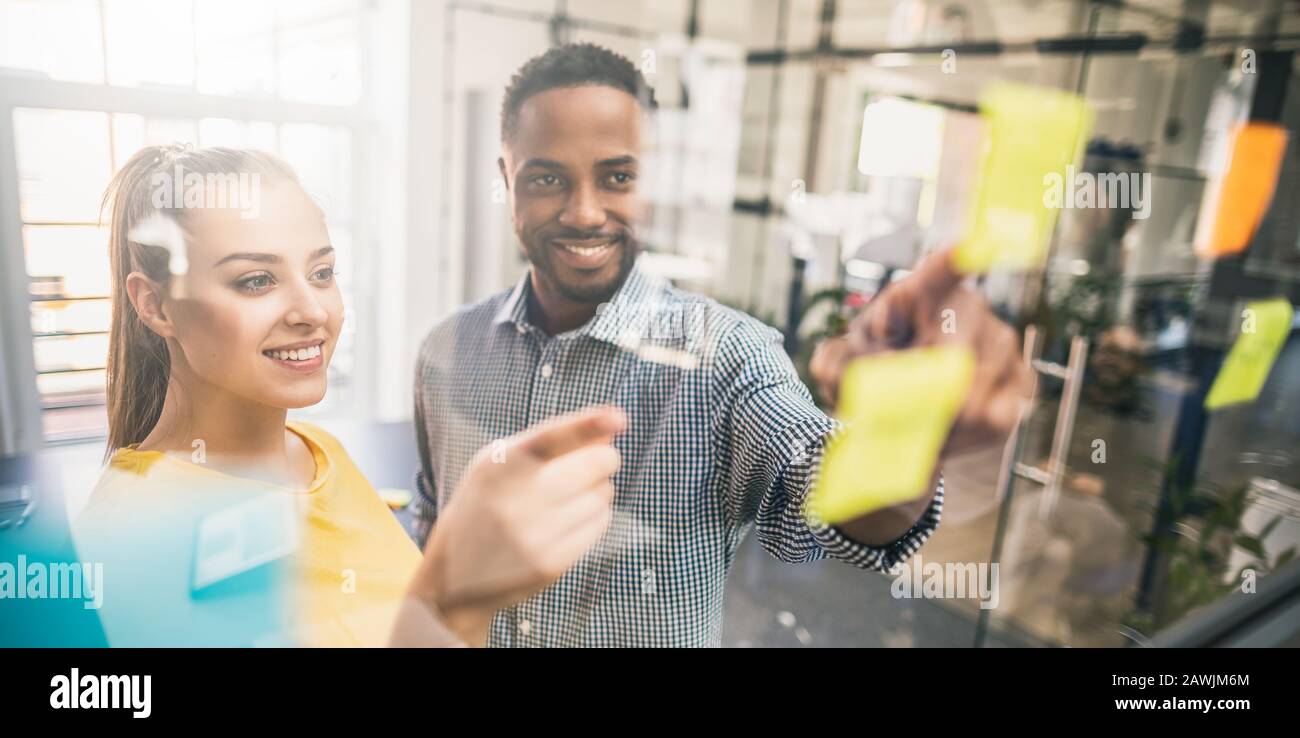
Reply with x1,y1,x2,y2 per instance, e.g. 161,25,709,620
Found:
0,99,43,455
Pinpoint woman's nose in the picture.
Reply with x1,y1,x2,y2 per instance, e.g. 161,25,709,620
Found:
284,280,329,327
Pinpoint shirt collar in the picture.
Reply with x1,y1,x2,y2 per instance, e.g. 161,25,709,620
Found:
491,271,532,328
491,259,662,346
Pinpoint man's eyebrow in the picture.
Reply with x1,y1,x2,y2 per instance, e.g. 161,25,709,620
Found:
520,158,567,171
215,246,333,267
597,155,638,168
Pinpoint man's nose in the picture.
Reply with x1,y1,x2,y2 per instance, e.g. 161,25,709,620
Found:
558,183,607,231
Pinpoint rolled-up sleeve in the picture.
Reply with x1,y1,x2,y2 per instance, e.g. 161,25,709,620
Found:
712,319,942,573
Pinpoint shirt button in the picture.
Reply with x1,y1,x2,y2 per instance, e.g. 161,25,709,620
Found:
540,363,553,379
518,619,532,636
515,323,526,335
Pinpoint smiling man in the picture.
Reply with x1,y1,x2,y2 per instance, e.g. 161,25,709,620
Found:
411,43,1031,647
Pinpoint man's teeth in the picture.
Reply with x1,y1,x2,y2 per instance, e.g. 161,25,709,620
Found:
266,345,322,361
561,240,613,256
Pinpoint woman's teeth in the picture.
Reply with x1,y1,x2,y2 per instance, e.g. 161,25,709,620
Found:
265,344,322,362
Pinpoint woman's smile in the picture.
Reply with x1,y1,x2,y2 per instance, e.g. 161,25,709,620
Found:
262,339,327,373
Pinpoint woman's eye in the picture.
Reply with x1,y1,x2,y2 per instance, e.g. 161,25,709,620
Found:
236,273,275,293
311,266,336,282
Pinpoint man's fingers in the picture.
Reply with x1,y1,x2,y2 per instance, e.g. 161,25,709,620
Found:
548,483,616,541
853,283,914,350
534,444,622,501
810,336,852,406
946,323,1033,456
543,504,615,575
508,406,627,461
518,492,614,583
852,250,963,350
909,247,965,299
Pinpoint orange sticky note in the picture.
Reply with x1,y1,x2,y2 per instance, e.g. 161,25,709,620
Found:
1195,122,1289,258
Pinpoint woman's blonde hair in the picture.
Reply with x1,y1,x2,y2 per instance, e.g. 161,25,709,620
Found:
101,144,299,455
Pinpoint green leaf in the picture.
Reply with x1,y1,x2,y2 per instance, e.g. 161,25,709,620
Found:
1234,535,1267,559
1259,514,1283,540
1273,547,1296,569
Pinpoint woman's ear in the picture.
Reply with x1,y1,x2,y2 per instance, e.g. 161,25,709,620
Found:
124,271,175,338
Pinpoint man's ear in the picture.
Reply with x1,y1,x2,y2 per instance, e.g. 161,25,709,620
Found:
497,156,510,191
124,271,175,339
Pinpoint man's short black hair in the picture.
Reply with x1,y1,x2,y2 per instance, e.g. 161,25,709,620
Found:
501,43,657,142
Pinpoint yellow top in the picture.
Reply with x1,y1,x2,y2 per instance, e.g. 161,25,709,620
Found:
74,421,422,647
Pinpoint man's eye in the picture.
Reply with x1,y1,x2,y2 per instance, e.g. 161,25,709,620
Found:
236,273,275,293
608,172,635,185
532,174,560,187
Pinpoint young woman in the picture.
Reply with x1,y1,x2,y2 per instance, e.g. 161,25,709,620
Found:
74,144,622,647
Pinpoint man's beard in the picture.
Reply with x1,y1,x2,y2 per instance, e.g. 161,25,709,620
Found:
524,229,640,304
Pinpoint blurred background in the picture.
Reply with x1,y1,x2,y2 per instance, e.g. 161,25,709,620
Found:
1,0,1299,647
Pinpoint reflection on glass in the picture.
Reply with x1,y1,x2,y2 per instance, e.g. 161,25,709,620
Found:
199,118,279,151
42,404,110,444
0,0,105,83
23,226,112,298
14,109,112,223
37,368,107,400
102,0,195,88
276,0,358,26
31,299,113,336
33,334,111,374
112,114,200,167
195,0,275,97
280,123,353,220
277,15,362,106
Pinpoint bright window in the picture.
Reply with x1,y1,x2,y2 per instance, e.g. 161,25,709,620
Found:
2,0,365,443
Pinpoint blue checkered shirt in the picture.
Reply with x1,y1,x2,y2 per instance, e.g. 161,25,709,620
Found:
411,262,943,647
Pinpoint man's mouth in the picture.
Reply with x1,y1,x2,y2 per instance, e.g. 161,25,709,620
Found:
262,340,325,365
550,235,621,269
557,238,614,255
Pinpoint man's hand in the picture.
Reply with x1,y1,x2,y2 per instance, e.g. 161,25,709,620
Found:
807,249,1033,545
811,248,1033,460
407,407,625,646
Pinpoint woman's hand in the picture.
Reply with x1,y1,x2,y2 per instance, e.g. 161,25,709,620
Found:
406,406,625,646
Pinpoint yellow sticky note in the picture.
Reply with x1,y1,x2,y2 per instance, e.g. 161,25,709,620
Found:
955,83,1093,274
1194,123,1289,258
808,345,975,525
1205,298,1294,410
